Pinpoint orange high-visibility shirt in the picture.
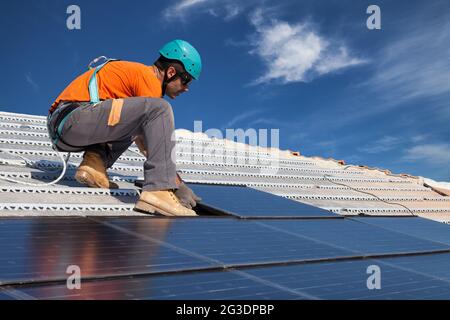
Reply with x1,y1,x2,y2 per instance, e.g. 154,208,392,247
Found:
50,61,162,113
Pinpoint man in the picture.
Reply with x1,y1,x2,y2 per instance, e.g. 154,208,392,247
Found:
47,39,201,216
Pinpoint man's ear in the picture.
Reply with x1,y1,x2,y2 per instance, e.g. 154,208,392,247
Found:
166,66,177,78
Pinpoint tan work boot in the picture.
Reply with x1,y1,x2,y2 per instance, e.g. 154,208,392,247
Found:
134,190,197,216
75,151,119,189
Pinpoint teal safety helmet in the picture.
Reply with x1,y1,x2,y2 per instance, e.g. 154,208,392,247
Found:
159,39,202,80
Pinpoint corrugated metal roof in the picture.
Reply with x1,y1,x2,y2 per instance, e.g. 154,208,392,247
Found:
0,111,448,222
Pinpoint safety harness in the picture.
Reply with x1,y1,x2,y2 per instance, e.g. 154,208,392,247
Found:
49,56,118,149
3,56,120,187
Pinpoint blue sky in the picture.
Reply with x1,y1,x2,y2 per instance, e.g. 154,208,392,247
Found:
1,0,449,181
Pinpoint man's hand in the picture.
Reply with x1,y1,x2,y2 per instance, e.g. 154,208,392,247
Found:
175,182,202,209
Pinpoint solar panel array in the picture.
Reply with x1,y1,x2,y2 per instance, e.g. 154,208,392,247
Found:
1,184,450,299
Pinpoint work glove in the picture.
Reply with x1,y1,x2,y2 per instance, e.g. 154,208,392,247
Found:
175,183,202,209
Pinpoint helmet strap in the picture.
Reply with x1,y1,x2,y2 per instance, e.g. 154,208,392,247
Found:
162,69,179,96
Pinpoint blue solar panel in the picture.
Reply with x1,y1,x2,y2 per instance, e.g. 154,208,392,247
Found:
244,255,450,300
95,217,450,267
256,219,449,255
380,252,450,282
96,217,353,265
188,184,338,218
0,218,215,285
4,270,301,300
8,253,450,300
352,217,450,246
0,290,17,300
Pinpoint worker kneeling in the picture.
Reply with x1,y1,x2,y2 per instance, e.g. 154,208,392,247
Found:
47,40,202,216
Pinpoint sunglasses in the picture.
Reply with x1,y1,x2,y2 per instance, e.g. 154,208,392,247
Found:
175,70,193,86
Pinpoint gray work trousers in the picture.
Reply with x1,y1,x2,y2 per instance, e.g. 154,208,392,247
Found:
50,97,177,191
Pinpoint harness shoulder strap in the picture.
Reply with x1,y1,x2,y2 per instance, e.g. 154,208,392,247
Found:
88,57,119,103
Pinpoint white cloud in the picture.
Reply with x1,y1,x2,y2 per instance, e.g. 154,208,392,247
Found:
163,0,246,21
224,3,242,21
302,2,450,131
25,73,39,92
358,136,402,154
411,134,430,143
163,0,210,20
364,8,450,107
403,144,450,165
248,117,283,127
249,9,366,85
221,109,266,130
315,46,365,76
